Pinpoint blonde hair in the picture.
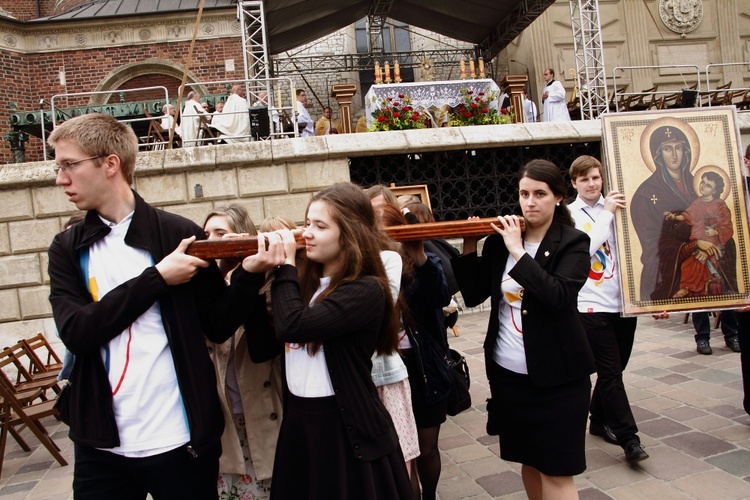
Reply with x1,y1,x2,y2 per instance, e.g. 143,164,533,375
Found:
259,215,296,232
203,204,257,235
48,114,138,185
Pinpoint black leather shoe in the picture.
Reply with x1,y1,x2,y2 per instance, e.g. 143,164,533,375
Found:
589,422,618,445
726,338,741,353
624,441,649,464
696,341,712,355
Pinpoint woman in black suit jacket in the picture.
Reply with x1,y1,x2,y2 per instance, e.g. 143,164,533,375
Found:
452,160,596,499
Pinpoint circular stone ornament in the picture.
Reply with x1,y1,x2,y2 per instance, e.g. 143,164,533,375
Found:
659,0,703,36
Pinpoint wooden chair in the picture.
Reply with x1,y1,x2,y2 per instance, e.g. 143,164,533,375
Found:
21,333,63,375
143,108,181,150
0,376,67,472
702,81,733,107
0,344,60,401
621,86,659,111
198,114,219,144
608,85,628,111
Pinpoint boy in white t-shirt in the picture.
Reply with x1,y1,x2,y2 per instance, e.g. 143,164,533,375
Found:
48,113,261,498
569,155,648,464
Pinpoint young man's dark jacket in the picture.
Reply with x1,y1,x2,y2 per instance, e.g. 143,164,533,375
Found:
48,191,263,456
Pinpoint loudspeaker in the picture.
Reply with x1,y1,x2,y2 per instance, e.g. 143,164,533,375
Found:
249,106,270,140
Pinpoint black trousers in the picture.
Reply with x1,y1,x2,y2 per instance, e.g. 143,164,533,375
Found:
73,442,220,500
737,311,750,414
581,313,639,446
693,310,738,343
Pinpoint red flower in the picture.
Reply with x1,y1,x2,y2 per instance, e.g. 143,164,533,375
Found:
471,103,478,109
411,113,420,121
501,108,508,115
464,112,472,118
393,111,400,118
474,97,481,102
478,91,485,96
402,106,411,112
387,97,393,101
482,108,489,113
398,93,405,99
377,115,387,123
393,102,400,107
467,90,473,95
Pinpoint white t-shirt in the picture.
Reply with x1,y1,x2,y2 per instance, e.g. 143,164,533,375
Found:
285,277,335,397
569,195,622,313
87,213,190,457
493,242,540,374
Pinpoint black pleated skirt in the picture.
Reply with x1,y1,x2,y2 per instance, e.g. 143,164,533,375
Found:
488,361,591,476
270,393,412,499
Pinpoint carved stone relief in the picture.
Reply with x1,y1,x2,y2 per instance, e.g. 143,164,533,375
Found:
659,0,703,36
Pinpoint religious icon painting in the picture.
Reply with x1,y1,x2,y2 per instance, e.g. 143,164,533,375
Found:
601,106,750,315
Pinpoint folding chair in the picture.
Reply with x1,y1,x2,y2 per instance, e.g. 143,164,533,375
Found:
0,345,60,401
0,376,67,471
21,333,63,375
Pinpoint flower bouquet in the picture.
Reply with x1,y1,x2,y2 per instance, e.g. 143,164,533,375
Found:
369,93,431,131
449,88,512,126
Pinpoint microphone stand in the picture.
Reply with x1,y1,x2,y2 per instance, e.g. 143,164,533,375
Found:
510,59,534,113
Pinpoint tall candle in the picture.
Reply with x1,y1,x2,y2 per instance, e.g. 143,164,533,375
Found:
469,59,476,79
276,88,282,108
460,59,466,79
292,85,297,112
374,61,382,84
394,61,401,82
384,61,391,83
478,57,485,78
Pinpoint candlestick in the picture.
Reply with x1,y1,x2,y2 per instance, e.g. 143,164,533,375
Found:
292,85,297,112
460,59,466,79
479,57,485,78
374,61,382,84
394,61,401,83
469,59,476,79
384,61,391,84
276,88,282,109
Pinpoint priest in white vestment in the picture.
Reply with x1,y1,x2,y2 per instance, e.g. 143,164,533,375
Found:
541,68,571,122
210,85,250,143
180,92,205,147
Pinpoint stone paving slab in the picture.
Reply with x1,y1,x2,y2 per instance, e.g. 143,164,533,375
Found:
3,311,750,498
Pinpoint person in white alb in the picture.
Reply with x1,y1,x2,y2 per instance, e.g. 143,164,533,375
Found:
542,68,571,122
211,85,250,143
522,89,537,123
295,89,315,137
180,91,205,147
568,155,648,464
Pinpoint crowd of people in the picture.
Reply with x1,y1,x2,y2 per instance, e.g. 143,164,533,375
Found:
46,111,747,500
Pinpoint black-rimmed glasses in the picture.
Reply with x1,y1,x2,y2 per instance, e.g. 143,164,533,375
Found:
53,155,106,175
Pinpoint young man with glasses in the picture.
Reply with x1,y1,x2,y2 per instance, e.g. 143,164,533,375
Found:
47,113,263,499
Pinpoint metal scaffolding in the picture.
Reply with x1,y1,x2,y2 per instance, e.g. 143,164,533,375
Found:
368,0,395,54
237,1,271,93
569,0,608,119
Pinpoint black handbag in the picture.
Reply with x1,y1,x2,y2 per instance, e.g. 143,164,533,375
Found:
446,348,471,416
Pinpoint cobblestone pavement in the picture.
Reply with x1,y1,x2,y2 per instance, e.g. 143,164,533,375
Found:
2,310,750,499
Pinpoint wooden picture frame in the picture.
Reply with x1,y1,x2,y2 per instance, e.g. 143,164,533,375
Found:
388,183,432,211
601,106,750,315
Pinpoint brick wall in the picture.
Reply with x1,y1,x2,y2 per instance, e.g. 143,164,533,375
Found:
0,0,56,20
1,37,245,163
